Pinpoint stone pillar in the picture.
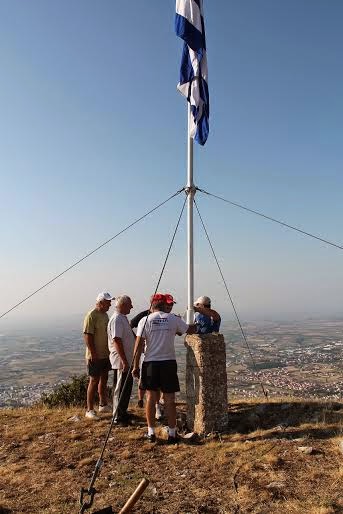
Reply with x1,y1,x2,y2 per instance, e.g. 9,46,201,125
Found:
185,333,228,434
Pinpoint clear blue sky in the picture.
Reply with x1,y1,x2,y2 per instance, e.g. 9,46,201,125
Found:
1,0,343,327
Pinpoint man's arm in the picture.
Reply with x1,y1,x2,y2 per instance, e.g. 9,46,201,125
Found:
185,324,197,335
194,305,221,321
84,333,98,361
113,337,129,372
132,336,145,378
130,310,150,329
174,315,197,336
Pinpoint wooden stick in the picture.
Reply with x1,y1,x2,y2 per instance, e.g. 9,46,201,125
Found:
118,478,150,513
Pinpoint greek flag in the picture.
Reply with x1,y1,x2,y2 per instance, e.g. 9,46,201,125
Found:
175,0,209,146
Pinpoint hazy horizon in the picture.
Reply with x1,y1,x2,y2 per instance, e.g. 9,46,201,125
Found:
1,308,343,335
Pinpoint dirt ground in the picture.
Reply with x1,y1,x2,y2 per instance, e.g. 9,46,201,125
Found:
0,399,342,514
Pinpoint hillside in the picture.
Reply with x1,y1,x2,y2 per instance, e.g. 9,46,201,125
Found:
0,399,342,514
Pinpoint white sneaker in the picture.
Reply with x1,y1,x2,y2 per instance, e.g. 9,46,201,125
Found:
98,405,112,413
85,410,100,420
155,403,163,420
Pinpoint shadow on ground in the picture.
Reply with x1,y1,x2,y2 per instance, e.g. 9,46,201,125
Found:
228,400,343,440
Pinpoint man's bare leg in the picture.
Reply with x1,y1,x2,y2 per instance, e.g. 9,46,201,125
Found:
146,390,158,431
163,392,177,437
155,390,163,419
98,371,109,406
87,376,99,411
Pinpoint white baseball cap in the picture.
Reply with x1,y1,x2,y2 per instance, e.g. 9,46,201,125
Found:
195,296,211,306
96,292,115,302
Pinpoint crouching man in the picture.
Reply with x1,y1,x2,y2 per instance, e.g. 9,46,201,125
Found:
108,295,135,426
132,294,196,443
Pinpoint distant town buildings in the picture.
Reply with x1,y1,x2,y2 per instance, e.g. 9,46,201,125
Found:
0,321,342,407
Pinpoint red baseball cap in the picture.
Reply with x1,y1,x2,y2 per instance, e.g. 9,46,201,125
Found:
151,293,166,303
165,294,176,305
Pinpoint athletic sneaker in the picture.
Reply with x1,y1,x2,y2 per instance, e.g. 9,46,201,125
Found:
155,403,163,421
137,400,144,408
85,410,100,421
145,433,156,443
98,404,112,413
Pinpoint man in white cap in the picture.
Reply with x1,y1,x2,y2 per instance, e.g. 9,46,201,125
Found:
83,292,114,420
194,296,221,334
108,295,135,426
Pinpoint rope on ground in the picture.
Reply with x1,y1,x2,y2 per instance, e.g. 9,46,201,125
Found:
0,188,184,321
194,199,268,400
197,188,343,251
79,193,187,514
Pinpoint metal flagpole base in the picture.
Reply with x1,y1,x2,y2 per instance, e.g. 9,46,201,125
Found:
186,308,195,325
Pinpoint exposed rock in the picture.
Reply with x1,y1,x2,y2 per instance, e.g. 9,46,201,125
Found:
68,415,81,422
206,431,220,440
181,432,197,441
266,481,286,489
297,446,313,454
38,433,55,440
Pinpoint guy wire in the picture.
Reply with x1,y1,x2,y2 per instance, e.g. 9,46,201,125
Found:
194,198,268,399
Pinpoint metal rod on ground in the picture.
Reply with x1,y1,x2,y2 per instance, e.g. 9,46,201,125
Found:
186,101,195,324
118,478,150,514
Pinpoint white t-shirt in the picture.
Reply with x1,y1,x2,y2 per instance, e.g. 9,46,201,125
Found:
108,312,135,369
136,311,188,362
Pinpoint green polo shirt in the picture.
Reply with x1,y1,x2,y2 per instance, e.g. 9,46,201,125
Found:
83,308,109,360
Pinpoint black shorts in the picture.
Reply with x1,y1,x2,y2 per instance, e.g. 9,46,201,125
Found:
87,358,111,377
140,360,180,393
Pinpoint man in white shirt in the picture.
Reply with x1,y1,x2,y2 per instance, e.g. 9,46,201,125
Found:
108,295,135,426
132,294,196,443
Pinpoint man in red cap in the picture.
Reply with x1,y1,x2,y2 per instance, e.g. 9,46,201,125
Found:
164,293,176,313
153,293,177,419
132,293,196,443
130,293,177,416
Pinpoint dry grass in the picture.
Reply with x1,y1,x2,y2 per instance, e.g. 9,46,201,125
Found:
0,399,342,513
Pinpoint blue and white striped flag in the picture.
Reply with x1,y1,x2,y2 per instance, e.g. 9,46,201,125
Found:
175,0,209,146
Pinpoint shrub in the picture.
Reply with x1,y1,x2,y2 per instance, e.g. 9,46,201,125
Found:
40,374,88,408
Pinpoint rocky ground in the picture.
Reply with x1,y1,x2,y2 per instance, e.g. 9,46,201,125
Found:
0,399,342,514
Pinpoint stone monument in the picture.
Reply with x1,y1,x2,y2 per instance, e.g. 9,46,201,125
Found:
184,333,228,434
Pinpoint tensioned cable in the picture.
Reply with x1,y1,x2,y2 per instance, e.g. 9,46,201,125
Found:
194,199,268,399
197,188,343,251
80,194,187,514
198,188,342,401
0,188,184,321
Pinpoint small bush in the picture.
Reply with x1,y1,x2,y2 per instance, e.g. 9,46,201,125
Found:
41,375,88,408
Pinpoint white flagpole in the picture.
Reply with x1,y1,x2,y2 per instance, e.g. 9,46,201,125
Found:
186,102,195,324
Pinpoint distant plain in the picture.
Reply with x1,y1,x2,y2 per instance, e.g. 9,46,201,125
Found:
1,319,342,401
